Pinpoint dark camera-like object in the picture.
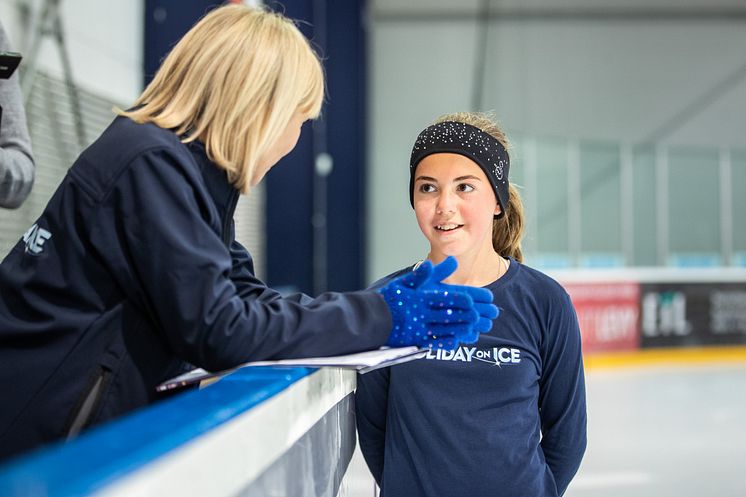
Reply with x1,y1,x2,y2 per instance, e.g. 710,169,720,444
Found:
0,52,23,129
0,51,22,79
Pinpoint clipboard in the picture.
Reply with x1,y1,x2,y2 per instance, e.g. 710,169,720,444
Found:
156,346,427,392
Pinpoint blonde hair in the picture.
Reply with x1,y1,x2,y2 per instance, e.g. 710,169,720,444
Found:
435,112,525,263
118,4,325,193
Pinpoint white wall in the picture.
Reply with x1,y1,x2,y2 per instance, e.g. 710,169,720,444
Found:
480,20,746,147
1,0,143,103
367,0,746,281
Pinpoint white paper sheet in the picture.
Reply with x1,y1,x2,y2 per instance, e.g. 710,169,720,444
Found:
156,346,426,392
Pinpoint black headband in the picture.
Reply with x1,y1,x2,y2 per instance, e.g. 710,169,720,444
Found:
409,121,510,218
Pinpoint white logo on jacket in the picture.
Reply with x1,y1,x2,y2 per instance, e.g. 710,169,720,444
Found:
23,223,52,255
425,346,521,366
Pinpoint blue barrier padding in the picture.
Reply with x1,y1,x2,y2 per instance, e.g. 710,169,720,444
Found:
0,366,315,497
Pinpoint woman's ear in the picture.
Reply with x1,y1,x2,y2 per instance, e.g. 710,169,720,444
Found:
494,203,502,216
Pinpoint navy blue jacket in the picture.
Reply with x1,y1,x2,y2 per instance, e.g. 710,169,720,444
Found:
0,116,391,460
356,260,587,497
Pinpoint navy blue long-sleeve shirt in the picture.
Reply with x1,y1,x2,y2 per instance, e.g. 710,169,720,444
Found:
356,260,587,497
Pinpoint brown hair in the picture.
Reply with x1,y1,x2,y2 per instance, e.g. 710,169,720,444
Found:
434,112,525,262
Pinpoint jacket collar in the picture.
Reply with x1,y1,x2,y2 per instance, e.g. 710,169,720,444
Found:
186,140,240,244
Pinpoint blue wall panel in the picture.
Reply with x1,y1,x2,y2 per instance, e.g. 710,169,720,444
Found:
144,1,223,86
266,0,367,294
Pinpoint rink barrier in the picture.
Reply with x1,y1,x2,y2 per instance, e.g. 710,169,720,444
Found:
547,267,746,356
0,366,357,497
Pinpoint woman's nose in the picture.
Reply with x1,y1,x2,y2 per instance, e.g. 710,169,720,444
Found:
436,191,455,215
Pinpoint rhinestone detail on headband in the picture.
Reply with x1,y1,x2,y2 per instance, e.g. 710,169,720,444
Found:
408,120,510,217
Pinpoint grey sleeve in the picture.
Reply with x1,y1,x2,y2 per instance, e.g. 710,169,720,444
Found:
0,23,35,209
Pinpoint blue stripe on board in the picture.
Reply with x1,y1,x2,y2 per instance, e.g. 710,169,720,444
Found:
0,367,314,497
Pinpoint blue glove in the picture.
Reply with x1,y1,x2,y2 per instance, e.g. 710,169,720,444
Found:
380,256,499,350
427,256,500,341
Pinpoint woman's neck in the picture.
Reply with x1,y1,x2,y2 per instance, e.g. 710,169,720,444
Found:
427,246,508,287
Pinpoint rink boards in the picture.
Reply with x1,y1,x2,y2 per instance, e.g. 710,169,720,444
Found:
549,267,746,354
0,367,357,497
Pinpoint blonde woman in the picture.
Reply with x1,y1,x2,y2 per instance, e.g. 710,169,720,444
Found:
0,6,495,461
356,113,587,497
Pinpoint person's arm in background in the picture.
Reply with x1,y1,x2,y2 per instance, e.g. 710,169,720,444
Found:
539,290,587,496
0,22,35,209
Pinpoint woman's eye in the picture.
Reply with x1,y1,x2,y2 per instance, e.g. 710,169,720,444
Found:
419,184,437,193
457,183,475,192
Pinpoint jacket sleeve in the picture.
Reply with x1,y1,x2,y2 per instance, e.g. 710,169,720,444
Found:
539,290,587,496
354,366,390,485
228,238,313,306
90,148,391,371
0,24,34,209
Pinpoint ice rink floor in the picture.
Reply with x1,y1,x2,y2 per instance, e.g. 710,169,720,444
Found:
567,362,746,497
345,357,746,497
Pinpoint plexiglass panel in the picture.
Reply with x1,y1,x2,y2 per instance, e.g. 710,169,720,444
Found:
579,141,622,263
632,147,658,266
668,146,721,264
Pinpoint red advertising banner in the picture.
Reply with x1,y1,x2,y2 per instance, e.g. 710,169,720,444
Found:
562,282,641,353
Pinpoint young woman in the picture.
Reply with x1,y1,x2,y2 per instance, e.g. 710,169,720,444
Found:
0,6,495,461
356,113,587,497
